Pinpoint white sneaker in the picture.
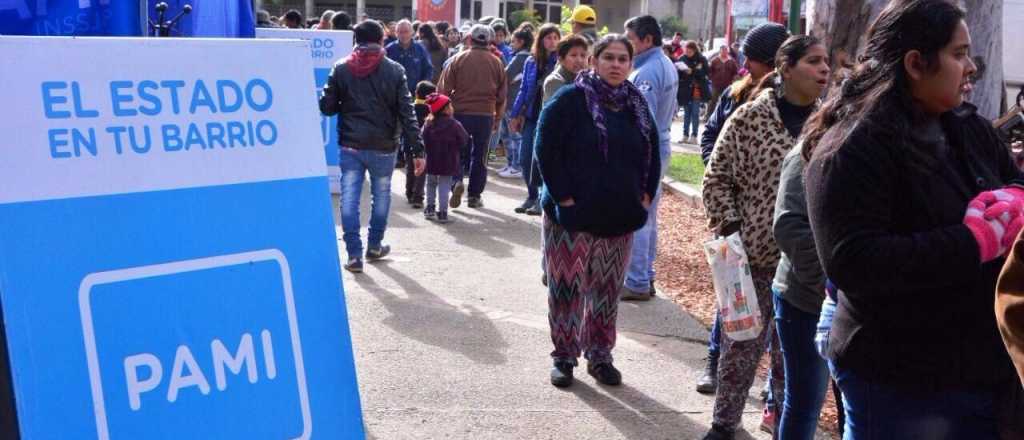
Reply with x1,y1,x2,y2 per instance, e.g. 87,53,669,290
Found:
499,168,522,178
497,165,509,175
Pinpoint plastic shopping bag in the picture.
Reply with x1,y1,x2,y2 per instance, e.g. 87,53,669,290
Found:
703,232,762,342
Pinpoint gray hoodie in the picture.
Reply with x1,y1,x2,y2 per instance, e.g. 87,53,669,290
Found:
772,147,826,314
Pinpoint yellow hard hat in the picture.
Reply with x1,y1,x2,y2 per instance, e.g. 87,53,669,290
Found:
571,5,597,25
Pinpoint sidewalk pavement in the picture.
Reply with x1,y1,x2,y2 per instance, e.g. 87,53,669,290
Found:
671,117,703,155
333,165,822,439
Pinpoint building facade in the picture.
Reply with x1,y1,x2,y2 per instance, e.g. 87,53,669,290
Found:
256,0,725,43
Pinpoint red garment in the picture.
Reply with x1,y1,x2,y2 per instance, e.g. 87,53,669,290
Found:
669,43,684,61
345,46,384,78
710,56,740,91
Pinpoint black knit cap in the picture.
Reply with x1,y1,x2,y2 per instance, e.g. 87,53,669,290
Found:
741,22,790,65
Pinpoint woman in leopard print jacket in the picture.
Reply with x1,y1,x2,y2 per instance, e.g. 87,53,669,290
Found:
699,35,831,440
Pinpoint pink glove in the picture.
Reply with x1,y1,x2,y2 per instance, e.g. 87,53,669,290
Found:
979,186,1024,250
964,191,1024,262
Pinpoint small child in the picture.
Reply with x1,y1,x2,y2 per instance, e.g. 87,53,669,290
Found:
421,93,468,224
404,81,435,208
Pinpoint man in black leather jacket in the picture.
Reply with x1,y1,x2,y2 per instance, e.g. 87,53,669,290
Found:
320,20,425,273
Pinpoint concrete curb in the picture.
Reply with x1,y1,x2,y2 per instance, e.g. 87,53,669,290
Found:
661,176,703,210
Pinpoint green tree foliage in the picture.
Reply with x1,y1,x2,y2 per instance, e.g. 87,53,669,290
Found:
659,16,688,38
509,9,541,30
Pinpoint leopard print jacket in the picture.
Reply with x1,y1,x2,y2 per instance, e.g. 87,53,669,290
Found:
702,88,796,270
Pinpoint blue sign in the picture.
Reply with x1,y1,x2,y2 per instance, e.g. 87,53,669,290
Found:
0,0,142,36
146,0,256,38
257,28,353,193
0,36,363,439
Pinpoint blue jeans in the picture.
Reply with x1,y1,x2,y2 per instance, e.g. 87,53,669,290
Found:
830,362,999,440
624,148,671,293
774,291,830,440
339,147,397,259
519,119,540,201
682,100,701,137
492,115,521,171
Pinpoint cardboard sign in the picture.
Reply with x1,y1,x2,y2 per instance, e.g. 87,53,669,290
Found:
256,28,354,193
0,36,364,439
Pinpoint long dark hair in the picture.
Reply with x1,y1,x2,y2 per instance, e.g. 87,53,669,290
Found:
802,0,966,161
532,23,562,66
418,23,444,52
752,35,824,97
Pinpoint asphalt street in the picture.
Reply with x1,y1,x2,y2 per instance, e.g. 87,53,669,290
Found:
332,165,820,440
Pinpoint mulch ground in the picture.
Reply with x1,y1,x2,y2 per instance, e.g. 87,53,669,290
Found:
654,190,841,439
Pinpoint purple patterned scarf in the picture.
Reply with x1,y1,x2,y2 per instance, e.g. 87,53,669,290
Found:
574,69,653,174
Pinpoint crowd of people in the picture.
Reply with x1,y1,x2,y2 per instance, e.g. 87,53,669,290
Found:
316,0,1024,439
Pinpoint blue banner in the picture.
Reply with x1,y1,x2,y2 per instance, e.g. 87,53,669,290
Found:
0,36,364,439
148,0,254,38
0,0,142,36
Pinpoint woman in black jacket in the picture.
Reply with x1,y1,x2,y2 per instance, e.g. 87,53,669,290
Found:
803,0,1024,437
675,40,710,143
534,34,660,389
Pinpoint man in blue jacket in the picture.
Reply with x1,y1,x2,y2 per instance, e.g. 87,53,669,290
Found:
386,19,433,99
622,15,678,301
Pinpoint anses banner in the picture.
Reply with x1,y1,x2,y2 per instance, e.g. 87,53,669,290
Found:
417,0,455,23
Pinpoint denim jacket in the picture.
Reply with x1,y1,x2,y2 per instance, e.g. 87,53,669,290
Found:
629,47,679,163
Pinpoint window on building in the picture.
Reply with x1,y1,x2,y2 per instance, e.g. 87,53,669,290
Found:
461,0,472,19
474,1,482,20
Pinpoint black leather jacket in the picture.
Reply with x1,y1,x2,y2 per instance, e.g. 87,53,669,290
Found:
319,57,423,156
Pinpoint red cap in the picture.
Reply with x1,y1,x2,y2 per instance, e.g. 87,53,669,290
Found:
425,93,450,114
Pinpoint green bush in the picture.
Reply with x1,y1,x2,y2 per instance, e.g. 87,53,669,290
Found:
659,16,688,38
509,9,541,30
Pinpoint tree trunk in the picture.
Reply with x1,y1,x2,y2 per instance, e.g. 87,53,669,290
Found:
807,0,887,73
809,0,1004,119
963,0,1004,119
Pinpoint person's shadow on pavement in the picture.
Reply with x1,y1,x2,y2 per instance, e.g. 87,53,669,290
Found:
566,381,761,440
352,261,509,366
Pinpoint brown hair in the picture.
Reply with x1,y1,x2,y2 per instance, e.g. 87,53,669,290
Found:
556,34,590,59
531,23,562,65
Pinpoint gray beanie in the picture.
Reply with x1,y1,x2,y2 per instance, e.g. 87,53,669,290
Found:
741,23,789,64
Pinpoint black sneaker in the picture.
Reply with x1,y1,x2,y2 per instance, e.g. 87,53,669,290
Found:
365,245,391,261
515,199,535,214
411,201,424,209
650,280,657,296
550,361,574,388
701,424,735,440
695,355,719,394
541,273,548,287
424,205,436,221
436,211,452,224
587,362,621,386
450,182,464,208
467,197,483,208
343,257,363,273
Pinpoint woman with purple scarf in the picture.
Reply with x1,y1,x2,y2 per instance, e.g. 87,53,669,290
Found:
534,34,661,388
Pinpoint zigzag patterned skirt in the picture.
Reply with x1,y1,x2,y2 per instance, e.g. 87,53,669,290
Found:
543,215,634,365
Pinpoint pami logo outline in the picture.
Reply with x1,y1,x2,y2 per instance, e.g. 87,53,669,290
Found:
77,249,312,440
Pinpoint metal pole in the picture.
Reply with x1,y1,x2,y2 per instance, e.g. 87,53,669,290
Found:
788,0,801,34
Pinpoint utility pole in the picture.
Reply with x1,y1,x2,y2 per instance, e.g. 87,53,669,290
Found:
788,0,801,34
709,0,718,43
